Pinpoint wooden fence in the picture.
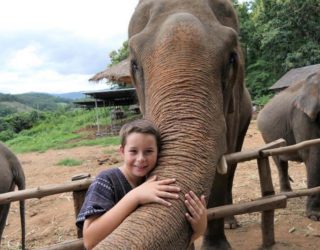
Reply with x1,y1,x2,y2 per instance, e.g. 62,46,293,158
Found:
1,138,320,250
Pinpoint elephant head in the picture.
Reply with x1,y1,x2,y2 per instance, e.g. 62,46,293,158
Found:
293,72,320,121
97,0,251,248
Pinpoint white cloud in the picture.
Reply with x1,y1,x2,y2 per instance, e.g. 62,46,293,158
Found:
0,69,107,94
7,44,44,71
0,0,138,43
0,0,139,94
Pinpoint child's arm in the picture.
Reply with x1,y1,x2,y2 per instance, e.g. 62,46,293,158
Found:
83,176,180,250
184,191,207,244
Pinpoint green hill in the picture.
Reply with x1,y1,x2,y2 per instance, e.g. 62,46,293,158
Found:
0,92,72,117
0,101,35,117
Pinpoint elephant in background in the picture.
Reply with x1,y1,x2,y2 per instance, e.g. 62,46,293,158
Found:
97,0,252,249
0,142,26,250
257,71,320,221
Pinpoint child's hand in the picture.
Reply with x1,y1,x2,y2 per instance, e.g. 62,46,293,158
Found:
185,191,207,242
132,175,181,206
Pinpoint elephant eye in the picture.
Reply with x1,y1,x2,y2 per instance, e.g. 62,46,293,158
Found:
229,52,237,65
131,59,139,74
221,52,237,91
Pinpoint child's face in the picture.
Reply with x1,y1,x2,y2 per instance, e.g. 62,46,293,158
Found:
120,132,158,179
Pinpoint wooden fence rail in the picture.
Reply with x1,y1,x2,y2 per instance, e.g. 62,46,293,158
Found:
1,138,320,250
0,178,93,205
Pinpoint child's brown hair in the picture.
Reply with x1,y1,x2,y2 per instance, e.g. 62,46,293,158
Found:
119,119,161,152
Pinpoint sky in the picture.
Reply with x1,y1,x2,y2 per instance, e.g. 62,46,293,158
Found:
0,0,139,94
0,0,246,95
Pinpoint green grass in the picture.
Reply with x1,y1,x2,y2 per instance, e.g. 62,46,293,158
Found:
56,158,84,167
56,136,120,149
6,108,123,153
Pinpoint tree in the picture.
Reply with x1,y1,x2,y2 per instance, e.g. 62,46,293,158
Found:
236,0,320,101
109,40,129,66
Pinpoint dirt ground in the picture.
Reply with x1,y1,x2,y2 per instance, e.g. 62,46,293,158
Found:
2,119,320,249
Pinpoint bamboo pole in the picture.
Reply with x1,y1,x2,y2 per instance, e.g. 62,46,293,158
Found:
72,174,91,238
274,186,320,199
261,138,320,157
1,179,319,206
207,195,287,220
225,138,286,164
257,157,276,247
0,178,93,205
225,138,320,165
35,238,84,250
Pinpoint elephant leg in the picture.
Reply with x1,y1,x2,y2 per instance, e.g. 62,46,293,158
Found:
0,204,11,245
305,150,320,221
224,115,250,230
224,163,240,229
202,173,231,250
273,156,292,192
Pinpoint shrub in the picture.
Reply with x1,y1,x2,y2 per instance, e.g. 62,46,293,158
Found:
0,130,16,141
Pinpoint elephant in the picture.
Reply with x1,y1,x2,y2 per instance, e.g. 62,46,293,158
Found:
257,71,320,221
96,0,252,249
0,142,26,250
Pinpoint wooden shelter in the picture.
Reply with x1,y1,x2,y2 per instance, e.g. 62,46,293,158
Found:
73,88,138,136
82,88,137,106
269,64,320,92
89,59,132,85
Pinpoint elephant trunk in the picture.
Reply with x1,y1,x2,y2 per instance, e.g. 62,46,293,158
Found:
147,67,227,195
97,70,227,249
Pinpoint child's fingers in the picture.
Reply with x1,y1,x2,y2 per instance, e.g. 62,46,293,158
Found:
155,197,172,207
157,191,179,199
185,212,195,223
186,193,201,213
185,200,200,219
158,185,181,193
157,178,176,185
200,195,206,207
188,191,206,210
189,191,202,205
146,175,157,182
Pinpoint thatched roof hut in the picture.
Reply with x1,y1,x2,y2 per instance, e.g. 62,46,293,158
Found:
269,64,320,91
89,59,132,85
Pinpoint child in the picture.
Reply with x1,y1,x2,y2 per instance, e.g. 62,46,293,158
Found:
76,119,207,249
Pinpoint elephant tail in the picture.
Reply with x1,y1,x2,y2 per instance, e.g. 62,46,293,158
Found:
11,156,26,250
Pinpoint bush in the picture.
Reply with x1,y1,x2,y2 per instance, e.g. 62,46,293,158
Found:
4,111,45,133
254,94,274,107
0,130,16,141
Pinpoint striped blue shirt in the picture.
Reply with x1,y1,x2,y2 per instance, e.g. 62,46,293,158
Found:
76,167,132,229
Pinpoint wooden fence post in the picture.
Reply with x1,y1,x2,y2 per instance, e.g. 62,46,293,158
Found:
257,157,275,248
71,173,91,238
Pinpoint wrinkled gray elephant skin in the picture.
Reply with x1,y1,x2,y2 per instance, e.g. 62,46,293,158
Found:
258,72,320,221
97,0,252,249
0,142,26,250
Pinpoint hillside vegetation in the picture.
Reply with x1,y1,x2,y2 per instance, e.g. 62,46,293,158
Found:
2,108,120,153
0,92,72,117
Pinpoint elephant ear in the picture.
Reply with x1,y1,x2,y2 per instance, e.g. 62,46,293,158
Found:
293,73,320,121
128,0,151,37
207,0,239,32
224,49,242,114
